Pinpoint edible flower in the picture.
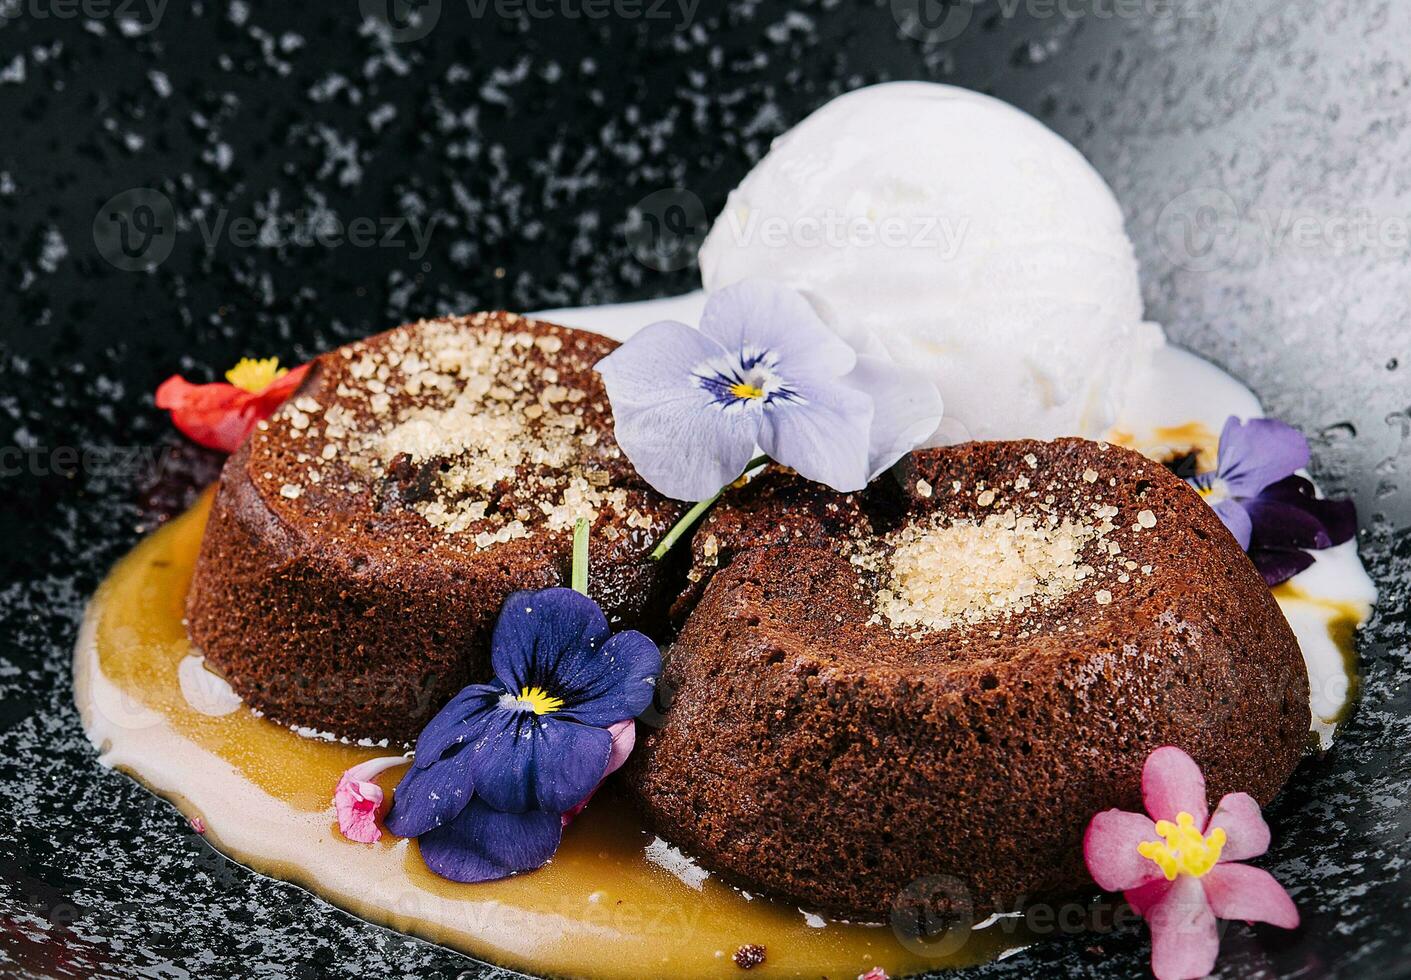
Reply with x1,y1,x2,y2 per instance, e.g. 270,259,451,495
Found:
384,586,661,882
1084,746,1299,980
561,718,635,827
1188,416,1355,585
595,279,944,503
333,754,411,843
155,356,310,453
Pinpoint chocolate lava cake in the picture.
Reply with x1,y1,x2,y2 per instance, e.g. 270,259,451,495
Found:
631,438,1310,920
186,313,686,744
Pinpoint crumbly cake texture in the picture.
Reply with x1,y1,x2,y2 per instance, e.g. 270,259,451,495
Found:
632,438,1311,920
186,313,687,744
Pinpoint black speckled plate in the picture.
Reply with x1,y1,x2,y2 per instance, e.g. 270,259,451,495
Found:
1,2,1409,978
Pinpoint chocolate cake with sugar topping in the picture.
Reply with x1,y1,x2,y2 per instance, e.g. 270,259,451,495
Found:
631,438,1310,920
187,313,686,744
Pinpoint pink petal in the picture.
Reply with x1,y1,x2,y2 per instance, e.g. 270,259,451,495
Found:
1203,863,1299,929
1085,809,1163,891
562,720,637,827
602,719,637,779
1143,746,1209,826
333,755,410,844
1208,792,1271,862
1146,874,1219,980
335,780,384,843
1125,877,1174,917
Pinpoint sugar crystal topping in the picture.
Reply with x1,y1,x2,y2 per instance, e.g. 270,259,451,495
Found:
260,314,659,550
856,464,1156,636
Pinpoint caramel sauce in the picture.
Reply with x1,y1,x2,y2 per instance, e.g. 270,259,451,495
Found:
1271,582,1368,726
74,495,1026,978
1107,421,1220,472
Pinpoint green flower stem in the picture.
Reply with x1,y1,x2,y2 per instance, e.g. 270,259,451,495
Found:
572,517,590,595
650,454,770,561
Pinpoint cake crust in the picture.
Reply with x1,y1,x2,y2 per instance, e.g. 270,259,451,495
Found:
187,313,686,744
631,438,1310,920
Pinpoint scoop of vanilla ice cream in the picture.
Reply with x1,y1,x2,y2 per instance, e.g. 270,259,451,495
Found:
698,82,1164,442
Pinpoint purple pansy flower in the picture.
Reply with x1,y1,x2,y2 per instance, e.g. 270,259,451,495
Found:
596,279,945,501
384,587,660,882
1189,416,1356,586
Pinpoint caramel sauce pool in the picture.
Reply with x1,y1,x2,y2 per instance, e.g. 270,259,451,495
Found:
74,495,1025,979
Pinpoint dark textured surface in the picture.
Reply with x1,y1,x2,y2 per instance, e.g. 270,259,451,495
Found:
0,1,1408,978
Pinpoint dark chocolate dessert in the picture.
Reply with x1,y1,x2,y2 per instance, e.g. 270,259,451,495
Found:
187,313,687,744
631,438,1310,920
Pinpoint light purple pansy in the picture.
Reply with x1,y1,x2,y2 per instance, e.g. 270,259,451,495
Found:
595,279,945,501
1188,416,1355,585
383,587,660,883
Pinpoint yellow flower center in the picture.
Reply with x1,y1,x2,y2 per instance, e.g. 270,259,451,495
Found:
516,686,565,715
1137,811,1226,881
225,356,288,393
728,381,765,400
1196,478,1229,504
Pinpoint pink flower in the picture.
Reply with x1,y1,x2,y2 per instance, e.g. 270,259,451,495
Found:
857,969,888,980
561,719,636,827
1084,746,1299,980
334,755,410,844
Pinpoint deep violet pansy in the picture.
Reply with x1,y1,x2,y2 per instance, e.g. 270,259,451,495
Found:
1084,747,1299,980
382,587,661,882
1188,416,1355,586
595,279,945,502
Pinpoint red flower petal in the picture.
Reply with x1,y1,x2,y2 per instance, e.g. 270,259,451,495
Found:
155,363,309,453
